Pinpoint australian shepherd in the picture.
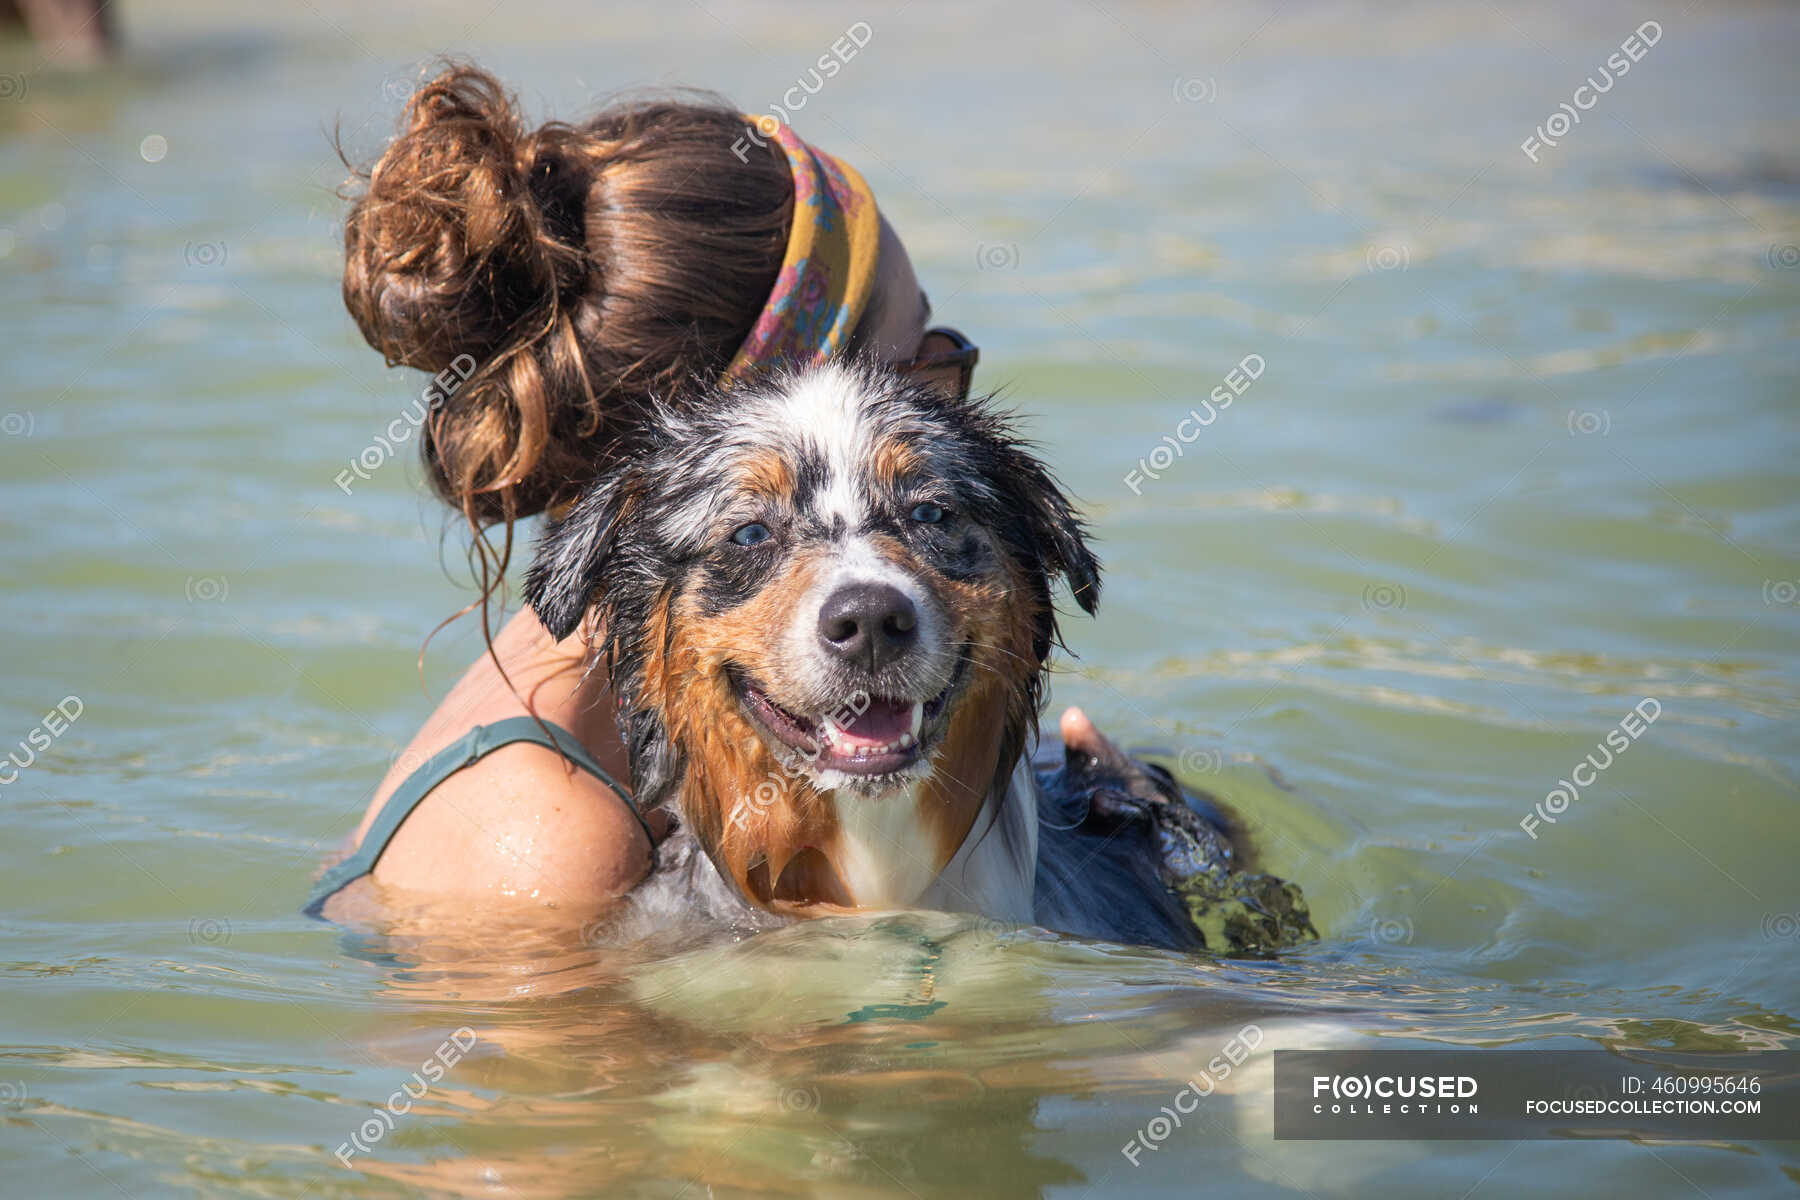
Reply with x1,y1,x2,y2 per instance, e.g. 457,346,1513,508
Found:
525,363,1312,951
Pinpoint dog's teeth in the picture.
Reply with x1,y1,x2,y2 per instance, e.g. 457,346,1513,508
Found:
899,732,915,749
909,704,923,738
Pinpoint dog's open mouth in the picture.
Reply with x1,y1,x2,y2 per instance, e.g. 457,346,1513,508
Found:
732,658,967,780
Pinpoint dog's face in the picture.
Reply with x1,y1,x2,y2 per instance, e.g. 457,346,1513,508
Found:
526,363,1098,912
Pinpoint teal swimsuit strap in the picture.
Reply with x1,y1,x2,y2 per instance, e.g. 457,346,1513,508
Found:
303,717,642,916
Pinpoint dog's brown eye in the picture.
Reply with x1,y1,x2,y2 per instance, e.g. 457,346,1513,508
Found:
731,521,772,546
910,502,945,525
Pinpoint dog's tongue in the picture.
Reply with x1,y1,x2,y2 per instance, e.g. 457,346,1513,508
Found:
827,698,918,749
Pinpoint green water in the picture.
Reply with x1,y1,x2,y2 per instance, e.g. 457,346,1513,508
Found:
3,2,1797,1195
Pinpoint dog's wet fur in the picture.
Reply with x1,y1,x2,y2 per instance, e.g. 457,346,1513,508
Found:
525,362,1312,952
1034,739,1316,953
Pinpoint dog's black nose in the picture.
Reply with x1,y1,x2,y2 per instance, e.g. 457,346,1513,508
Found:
817,582,918,672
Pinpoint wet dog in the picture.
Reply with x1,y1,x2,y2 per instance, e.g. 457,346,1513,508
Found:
525,362,1312,951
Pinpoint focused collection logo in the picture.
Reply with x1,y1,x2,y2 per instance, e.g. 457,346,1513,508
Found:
1310,1072,1479,1115
1274,1050,1789,1141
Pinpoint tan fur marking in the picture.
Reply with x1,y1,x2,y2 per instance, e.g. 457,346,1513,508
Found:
647,549,845,904
920,555,1041,868
870,435,924,493
739,448,795,501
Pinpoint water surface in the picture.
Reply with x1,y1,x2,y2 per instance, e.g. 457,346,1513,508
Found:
2,1,1797,1195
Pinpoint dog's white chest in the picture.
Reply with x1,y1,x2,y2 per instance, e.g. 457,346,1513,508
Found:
827,756,1040,919
829,783,945,907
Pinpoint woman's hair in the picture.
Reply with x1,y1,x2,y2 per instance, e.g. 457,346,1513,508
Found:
340,62,791,646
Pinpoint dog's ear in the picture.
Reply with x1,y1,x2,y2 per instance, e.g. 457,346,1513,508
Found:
992,442,1101,619
523,470,640,641
1013,453,1101,618
967,424,1102,670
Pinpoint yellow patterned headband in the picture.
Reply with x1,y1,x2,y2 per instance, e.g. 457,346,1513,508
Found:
722,118,881,384
542,122,877,524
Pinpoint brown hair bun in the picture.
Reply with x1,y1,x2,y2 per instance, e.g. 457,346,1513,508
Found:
341,61,792,535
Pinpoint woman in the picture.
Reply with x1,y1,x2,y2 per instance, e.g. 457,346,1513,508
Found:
312,64,1115,920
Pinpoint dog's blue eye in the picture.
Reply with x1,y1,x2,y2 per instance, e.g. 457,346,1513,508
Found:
910,502,945,525
730,522,772,547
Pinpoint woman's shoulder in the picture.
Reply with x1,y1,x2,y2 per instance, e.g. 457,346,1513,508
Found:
350,610,651,908
365,742,652,904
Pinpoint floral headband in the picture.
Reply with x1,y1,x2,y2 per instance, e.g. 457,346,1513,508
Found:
721,118,881,384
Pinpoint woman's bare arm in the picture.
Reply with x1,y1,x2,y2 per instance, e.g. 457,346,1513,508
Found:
331,608,652,916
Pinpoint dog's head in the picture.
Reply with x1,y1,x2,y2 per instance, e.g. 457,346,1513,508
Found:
524,362,1098,912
